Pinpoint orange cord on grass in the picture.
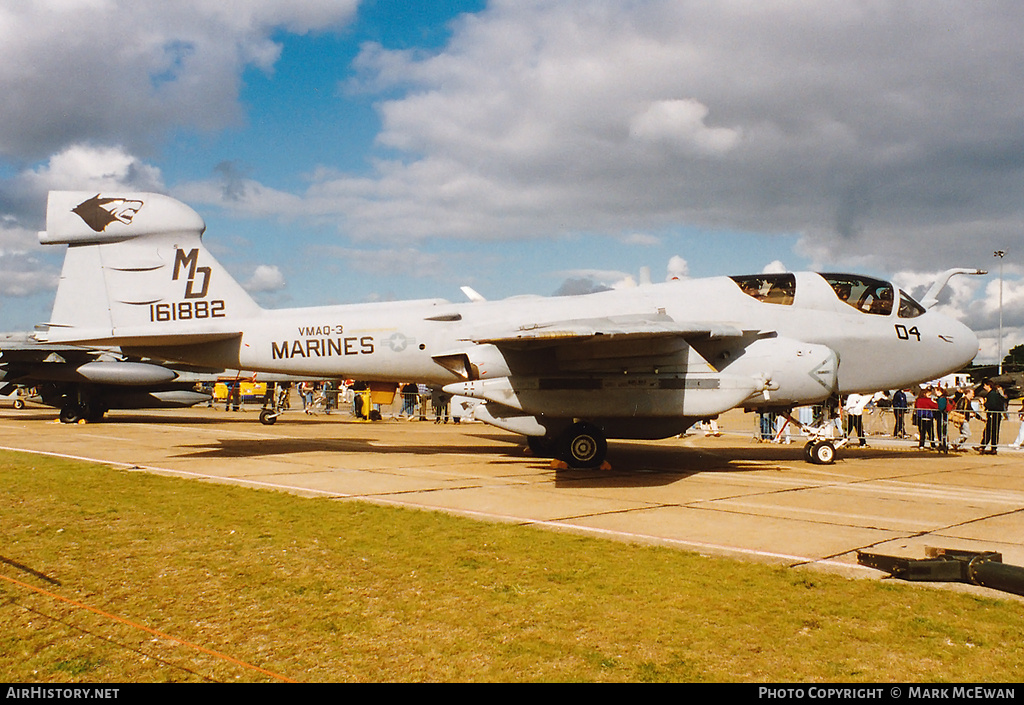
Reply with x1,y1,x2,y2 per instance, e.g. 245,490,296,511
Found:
0,572,297,683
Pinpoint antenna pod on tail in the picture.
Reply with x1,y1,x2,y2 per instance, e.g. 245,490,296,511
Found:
40,191,206,245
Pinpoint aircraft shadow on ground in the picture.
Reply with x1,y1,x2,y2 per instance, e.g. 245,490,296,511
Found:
170,435,707,488
9,409,930,487
165,431,924,491
0,410,292,426
1,410,374,427
155,421,923,466
0,412,59,422
104,412,350,426
173,436,510,461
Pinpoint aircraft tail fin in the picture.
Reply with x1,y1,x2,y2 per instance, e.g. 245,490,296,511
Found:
38,191,262,347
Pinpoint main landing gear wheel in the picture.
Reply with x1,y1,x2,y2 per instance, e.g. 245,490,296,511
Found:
804,440,836,465
60,403,106,423
259,409,278,425
557,422,608,469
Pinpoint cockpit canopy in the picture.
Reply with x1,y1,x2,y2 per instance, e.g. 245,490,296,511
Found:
897,290,927,318
728,273,795,305
729,272,926,318
820,273,893,315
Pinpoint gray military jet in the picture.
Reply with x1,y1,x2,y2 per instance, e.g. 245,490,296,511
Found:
0,333,210,422
34,191,979,466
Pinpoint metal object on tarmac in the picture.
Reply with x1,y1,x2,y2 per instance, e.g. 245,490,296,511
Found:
858,547,1024,597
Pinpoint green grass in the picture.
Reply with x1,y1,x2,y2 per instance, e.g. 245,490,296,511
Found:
2,449,1023,682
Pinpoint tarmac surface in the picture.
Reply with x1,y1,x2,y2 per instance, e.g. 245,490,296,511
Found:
2,404,1023,584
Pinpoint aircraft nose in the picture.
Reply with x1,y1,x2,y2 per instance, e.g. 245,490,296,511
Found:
943,317,980,370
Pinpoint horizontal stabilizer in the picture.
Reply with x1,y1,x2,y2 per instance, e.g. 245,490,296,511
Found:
0,342,102,363
38,325,242,349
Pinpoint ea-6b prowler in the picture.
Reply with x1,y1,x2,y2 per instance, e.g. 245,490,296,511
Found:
37,191,979,467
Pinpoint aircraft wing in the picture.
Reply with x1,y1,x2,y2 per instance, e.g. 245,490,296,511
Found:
464,313,748,349
439,312,773,435
0,343,104,364
0,339,181,389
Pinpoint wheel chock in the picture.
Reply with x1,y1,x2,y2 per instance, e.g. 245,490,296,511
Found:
549,459,613,470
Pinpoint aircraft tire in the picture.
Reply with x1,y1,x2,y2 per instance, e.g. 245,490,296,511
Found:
808,440,836,465
558,422,607,469
259,410,277,425
13,399,24,410
59,404,82,424
803,441,816,463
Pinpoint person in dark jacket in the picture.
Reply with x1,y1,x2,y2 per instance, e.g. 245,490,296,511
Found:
892,388,908,438
978,380,1007,455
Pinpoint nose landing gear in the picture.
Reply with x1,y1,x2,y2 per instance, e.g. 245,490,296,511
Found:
779,411,847,465
803,439,837,465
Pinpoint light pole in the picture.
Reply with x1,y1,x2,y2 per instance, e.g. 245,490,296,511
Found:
995,250,1005,374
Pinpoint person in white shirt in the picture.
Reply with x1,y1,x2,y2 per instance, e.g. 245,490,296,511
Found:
844,393,877,447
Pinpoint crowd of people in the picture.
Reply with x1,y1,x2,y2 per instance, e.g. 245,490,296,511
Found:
897,379,1014,454
242,379,468,424
755,380,1020,455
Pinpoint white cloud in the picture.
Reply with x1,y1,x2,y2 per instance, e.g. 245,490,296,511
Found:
316,0,1024,277
244,264,286,293
0,1,360,160
173,174,305,220
555,268,633,287
629,99,741,155
22,144,164,194
620,232,660,247
320,246,450,280
0,219,41,254
762,260,787,274
0,252,58,297
666,255,688,281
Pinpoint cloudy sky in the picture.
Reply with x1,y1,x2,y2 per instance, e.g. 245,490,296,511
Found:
2,0,1022,363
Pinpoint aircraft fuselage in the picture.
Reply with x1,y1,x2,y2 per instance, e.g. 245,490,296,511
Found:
133,272,975,399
